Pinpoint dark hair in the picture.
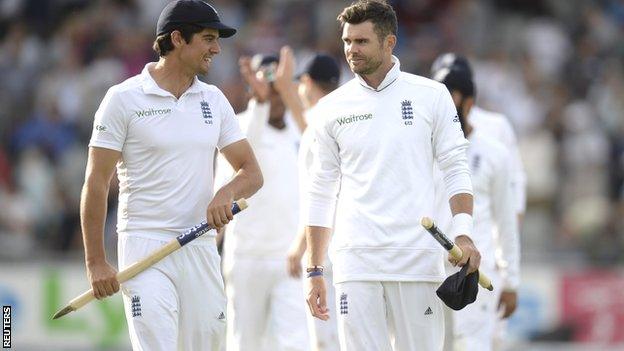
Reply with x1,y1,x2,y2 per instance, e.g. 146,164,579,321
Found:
337,0,398,41
152,23,205,57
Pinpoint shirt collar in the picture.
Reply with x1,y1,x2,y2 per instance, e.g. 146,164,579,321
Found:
354,55,401,92
141,62,203,97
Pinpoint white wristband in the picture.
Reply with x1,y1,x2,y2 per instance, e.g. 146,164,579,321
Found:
451,213,473,239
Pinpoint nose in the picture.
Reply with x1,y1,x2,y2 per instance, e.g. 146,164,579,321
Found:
345,43,352,56
211,40,221,55
346,43,358,56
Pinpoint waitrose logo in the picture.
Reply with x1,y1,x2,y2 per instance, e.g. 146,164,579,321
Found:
135,108,171,117
336,113,373,126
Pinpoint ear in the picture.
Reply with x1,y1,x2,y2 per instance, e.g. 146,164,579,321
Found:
385,34,397,52
170,30,186,48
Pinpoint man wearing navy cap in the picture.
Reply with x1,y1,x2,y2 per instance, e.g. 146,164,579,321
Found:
431,61,520,351
431,53,525,351
81,1,262,349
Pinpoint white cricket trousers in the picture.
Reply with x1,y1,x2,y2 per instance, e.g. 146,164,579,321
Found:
118,235,227,351
334,281,444,351
223,256,310,351
451,268,502,351
305,263,339,351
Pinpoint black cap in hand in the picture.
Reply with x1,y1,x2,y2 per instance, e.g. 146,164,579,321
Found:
436,261,479,310
157,0,236,38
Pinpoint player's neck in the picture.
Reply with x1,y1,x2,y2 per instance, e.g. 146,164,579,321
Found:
151,58,195,99
307,88,324,107
361,59,394,89
463,123,474,138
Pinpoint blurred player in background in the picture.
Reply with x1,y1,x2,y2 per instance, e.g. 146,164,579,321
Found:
431,53,527,226
304,1,481,350
219,48,310,350
81,1,262,350
285,53,342,351
431,59,521,351
432,53,525,350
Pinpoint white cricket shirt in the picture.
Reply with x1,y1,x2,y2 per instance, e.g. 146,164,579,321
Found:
434,131,521,289
89,63,245,241
221,100,301,258
469,106,526,214
298,106,320,225
305,56,473,283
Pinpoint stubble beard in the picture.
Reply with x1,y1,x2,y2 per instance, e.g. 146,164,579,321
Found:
351,56,383,76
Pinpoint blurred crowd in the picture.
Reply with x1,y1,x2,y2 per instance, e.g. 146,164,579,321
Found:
0,0,623,265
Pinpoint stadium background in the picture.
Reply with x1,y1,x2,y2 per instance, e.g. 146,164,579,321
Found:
0,0,623,350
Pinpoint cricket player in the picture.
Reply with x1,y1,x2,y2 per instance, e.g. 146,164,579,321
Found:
81,1,262,350
219,50,310,350
431,63,521,351
285,53,342,351
432,54,525,347
304,1,481,350
431,53,526,225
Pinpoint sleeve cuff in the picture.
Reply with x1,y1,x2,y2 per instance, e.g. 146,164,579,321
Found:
305,197,336,228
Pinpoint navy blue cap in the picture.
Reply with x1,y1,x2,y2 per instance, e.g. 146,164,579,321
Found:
431,53,473,77
156,0,236,38
432,65,475,97
298,54,341,85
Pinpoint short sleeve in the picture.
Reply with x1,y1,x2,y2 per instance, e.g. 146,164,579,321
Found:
216,91,245,150
89,87,128,151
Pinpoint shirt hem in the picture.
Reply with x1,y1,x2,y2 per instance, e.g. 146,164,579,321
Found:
89,141,123,152
333,274,444,284
218,135,246,151
118,230,216,246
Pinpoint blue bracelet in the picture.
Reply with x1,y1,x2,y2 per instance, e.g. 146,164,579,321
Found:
307,270,323,278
